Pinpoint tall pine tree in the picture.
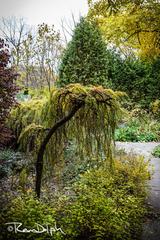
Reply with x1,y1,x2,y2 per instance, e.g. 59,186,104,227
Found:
59,18,109,87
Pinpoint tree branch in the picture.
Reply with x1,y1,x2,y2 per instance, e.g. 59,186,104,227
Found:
35,101,84,198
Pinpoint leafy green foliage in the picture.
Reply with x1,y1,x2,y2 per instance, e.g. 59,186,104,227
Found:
59,18,110,87
152,145,160,158
60,155,149,240
115,113,160,142
0,194,63,240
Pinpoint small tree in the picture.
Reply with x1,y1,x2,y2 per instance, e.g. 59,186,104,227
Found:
0,38,18,146
34,23,63,91
59,18,109,87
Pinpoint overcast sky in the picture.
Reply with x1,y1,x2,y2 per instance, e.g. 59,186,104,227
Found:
0,0,88,30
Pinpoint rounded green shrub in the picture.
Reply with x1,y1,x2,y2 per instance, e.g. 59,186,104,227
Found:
60,156,149,240
0,194,64,240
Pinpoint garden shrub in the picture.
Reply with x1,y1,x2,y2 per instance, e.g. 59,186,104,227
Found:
8,98,48,139
59,155,149,240
0,194,64,240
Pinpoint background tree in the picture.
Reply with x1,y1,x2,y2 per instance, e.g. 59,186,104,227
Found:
88,0,160,59
20,33,35,88
0,17,30,67
0,18,63,90
0,38,18,147
16,23,63,90
58,18,110,87
34,23,63,91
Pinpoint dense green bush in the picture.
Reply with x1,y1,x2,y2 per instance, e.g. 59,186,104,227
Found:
115,125,159,142
0,194,63,240
109,53,160,108
60,155,149,240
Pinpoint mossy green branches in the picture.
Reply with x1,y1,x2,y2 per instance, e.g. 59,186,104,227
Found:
18,123,46,152
8,97,49,139
58,18,110,87
48,84,118,156
9,84,122,197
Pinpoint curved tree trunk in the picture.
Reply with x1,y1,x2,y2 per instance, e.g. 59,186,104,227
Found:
35,102,84,198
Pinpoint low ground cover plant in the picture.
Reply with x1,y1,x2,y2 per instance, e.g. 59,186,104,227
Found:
115,110,160,142
0,149,28,179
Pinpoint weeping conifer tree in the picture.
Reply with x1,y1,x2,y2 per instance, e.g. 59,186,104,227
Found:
8,84,123,197
59,18,109,87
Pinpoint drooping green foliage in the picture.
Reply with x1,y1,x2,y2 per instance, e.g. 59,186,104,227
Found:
58,18,110,87
8,84,122,174
8,98,48,139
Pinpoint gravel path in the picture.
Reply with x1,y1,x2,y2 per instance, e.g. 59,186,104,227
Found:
116,142,160,240
116,142,160,159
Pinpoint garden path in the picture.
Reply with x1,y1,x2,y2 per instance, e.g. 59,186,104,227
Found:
116,142,160,240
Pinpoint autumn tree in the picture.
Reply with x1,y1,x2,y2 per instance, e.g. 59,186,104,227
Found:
0,38,18,147
59,18,110,87
88,0,160,59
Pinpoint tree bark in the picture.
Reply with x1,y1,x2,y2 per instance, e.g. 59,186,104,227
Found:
35,102,84,198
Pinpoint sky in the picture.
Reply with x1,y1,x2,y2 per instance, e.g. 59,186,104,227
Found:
0,0,88,31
